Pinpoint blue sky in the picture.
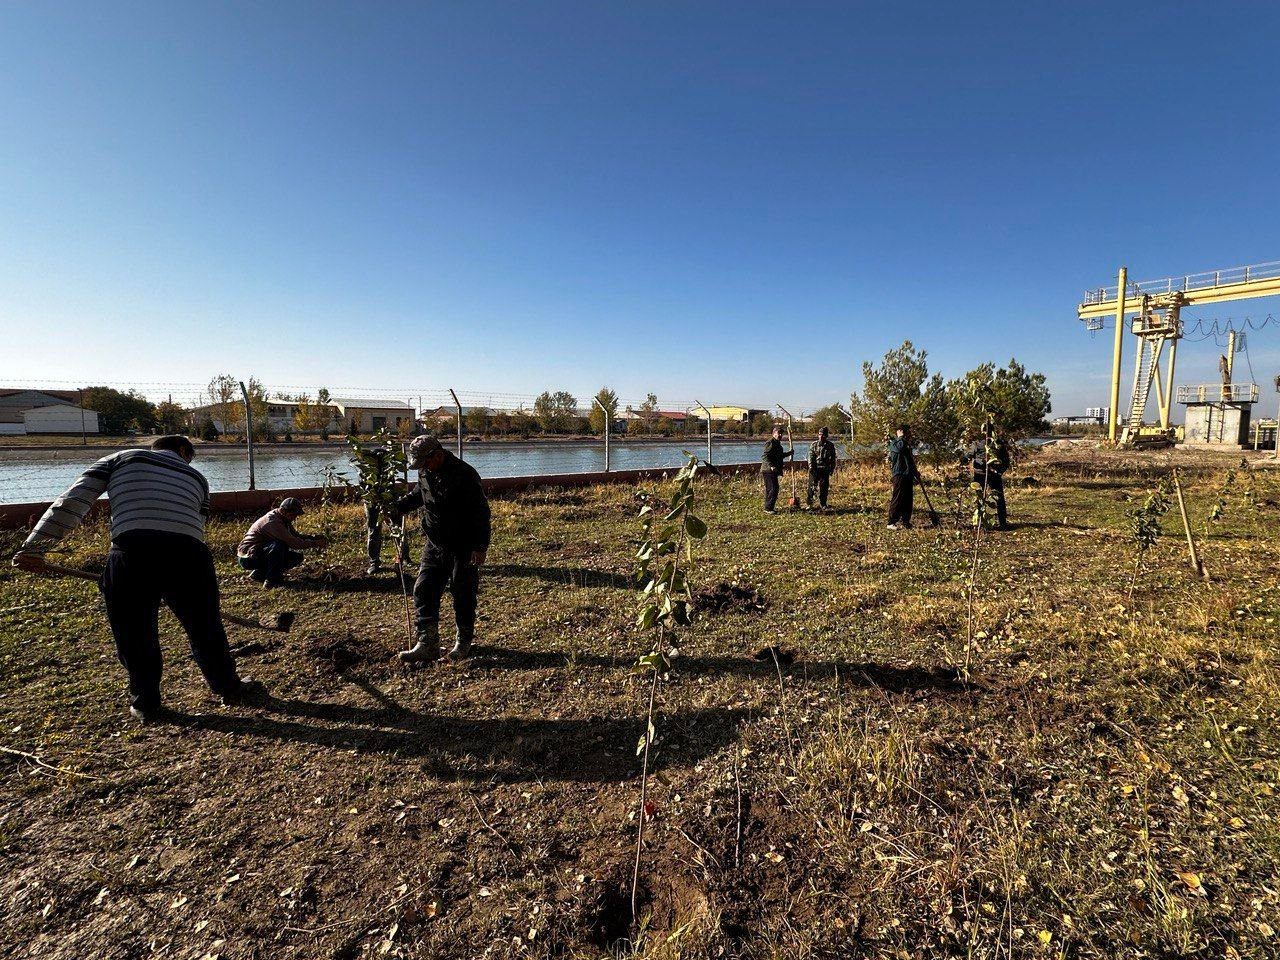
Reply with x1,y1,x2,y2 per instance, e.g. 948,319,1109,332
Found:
2,1,1278,415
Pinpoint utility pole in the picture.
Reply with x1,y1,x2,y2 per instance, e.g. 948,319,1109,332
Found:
239,380,256,490
78,388,86,446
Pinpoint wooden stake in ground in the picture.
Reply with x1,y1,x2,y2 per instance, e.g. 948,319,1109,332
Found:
1171,470,1210,582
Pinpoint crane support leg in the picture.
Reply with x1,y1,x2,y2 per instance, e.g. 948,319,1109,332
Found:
1161,337,1178,430
1108,267,1127,443
1152,339,1168,418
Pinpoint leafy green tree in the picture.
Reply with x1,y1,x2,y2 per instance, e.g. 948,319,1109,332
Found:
750,412,775,436
294,393,336,433
534,390,578,433
588,387,619,434
510,410,535,438
153,400,188,434
849,341,955,460
465,407,493,436
808,403,849,437
81,386,156,434
947,358,1052,441
206,375,242,434
197,416,220,441
205,375,268,437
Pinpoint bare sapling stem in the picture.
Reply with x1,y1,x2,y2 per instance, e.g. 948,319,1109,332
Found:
631,663,660,921
963,458,992,679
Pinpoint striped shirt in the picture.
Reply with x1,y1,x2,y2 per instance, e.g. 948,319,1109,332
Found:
19,449,209,555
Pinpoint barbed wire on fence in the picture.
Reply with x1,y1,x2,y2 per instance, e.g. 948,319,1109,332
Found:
0,376,838,418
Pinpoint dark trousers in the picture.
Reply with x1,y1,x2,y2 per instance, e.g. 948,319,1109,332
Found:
365,504,410,566
762,471,780,511
807,470,831,508
975,471,1008,527
237,539,304,584
413,543,480,642
101,531,240,710
887,474,914,526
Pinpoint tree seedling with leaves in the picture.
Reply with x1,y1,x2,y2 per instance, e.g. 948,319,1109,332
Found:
630,455,707,923
341,429,414,650
1127,477,1171,603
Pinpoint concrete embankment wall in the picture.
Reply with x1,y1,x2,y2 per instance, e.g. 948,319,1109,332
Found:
0,460,807,531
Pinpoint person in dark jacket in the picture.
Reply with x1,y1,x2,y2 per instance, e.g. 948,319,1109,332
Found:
760,425,794,514
389,435,491,664
10,435,264,722
886,424,917,529
807,426,838,510
963,427,1012,530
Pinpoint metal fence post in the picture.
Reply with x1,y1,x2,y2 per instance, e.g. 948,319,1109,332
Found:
694,400,711,465
449,388,463,458
239,380,256,490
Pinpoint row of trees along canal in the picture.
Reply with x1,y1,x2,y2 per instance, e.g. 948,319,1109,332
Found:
34,344,1052,447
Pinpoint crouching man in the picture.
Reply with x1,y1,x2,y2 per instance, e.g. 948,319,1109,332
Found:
10,435,263,722
237,497,328,588
390,436,491,664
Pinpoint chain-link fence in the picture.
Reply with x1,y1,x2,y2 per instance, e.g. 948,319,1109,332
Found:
0,378,852,503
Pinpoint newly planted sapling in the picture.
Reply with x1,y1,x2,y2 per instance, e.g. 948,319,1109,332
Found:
630,454,706,922
1204,466,1238,533
342,430,414,648
1127,477,1172,603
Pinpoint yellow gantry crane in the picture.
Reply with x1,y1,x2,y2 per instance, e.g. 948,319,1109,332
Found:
1078,261,1280,445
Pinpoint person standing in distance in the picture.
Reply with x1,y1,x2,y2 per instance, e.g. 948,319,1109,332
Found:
390,435,491,664
760,425,794,514
806,426,838,511
886,424,918,530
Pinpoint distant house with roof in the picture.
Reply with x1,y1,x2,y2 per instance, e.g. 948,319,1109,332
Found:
188,397,416,434
619,409,691,426
0,388,100,436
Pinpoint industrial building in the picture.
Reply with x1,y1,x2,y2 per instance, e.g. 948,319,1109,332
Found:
0,388,100,436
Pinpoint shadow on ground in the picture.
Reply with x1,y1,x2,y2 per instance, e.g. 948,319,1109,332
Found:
164,685,747,784
485,563,633,589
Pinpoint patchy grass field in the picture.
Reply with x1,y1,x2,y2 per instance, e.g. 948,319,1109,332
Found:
2,449,1279,959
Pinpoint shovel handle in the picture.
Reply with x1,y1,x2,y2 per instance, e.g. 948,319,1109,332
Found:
38,561,99,582
29,561,286,632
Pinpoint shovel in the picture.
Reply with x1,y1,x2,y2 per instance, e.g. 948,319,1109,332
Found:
777,404,801,510
914,474,941,528
33,562,295,633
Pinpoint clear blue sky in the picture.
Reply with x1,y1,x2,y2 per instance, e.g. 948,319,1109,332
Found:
3,1,1278,415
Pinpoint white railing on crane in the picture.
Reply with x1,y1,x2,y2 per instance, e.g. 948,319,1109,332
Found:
1081,260,1280,306
1176,383,1260,405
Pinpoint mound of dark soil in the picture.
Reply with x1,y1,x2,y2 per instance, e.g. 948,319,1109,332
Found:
693,582,768,615
307,630,390,670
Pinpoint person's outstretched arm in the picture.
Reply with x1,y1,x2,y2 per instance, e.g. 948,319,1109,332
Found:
12,454,119,568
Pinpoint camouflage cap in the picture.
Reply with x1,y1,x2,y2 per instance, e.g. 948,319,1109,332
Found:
408,435,443,466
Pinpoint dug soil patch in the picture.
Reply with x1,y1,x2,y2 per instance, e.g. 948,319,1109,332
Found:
693,582,769,615
307,630,392,671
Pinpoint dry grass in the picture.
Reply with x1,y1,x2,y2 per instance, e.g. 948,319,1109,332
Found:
2,447,1279,958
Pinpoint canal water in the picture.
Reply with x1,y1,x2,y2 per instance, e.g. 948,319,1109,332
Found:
0,439,776,504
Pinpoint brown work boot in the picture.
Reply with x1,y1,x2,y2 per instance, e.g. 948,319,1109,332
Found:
444,637,473,660
398,629,441,666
